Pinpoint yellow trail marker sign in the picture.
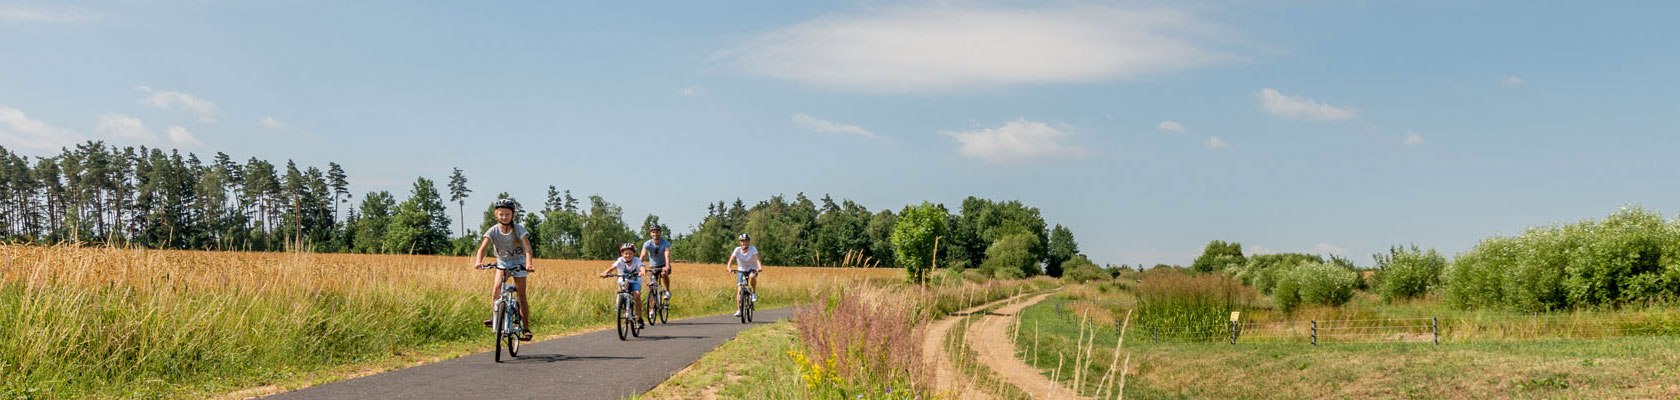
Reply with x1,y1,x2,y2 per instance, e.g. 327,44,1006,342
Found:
1230,311,1241,322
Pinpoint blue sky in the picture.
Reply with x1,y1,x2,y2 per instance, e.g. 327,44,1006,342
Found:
3,1,1678,266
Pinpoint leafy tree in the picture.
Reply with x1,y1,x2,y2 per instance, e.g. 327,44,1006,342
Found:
981,233,1038,279
1046,224,1079,277
1190,240,1245,273
353,191,395,253
891,202,948,284
1373,245,1447,302
383,178,450,254
579,195,635,260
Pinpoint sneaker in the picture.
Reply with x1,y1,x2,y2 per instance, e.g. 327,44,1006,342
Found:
520,331,534,341
732,311,742,317
662,291,671,300
483,319,493,328
750,294,758,303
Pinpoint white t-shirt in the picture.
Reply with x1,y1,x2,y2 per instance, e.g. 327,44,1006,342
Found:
731,246,761,271
613,256,643,277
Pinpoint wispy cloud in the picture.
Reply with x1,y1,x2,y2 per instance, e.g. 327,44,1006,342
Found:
1156,120,1187,134
679,86,705,97
792,113,877,138
1257,88,1357,121
96,113,158,143
1502,75,1525,86
721,4,1232,93
1404,131,1425,145
0,105,81,151
0,5,99,22
1205,136,1228,149
1313,243,1345,255
943,119,1088,163
167,126,204,147
138,86,219,123
260,116,284,129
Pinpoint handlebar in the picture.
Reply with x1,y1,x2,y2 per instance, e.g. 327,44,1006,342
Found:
476,263,528,272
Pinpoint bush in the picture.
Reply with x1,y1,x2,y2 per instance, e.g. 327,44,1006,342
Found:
1060,256,1106,283
980,233,1038,279
1373,245,1447,301
1274,262,1358,312
1444,207,1680,311
1233,253,1323,294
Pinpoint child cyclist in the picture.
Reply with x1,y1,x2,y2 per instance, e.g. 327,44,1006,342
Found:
598,243,647,329
472,199,536,341
723,233,762,317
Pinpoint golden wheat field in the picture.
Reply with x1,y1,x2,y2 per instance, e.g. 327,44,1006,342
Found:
0,245,901,399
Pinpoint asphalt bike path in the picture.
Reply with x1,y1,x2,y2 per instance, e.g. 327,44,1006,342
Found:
263,307,792,400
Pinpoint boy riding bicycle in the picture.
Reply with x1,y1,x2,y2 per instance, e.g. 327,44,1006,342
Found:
724,233,762,317
473,199,536,341
598,243,647,329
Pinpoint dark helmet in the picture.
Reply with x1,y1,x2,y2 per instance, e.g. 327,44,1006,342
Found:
737,233,751,241
649,226,662,233
619,243,637,253
492,199,517,212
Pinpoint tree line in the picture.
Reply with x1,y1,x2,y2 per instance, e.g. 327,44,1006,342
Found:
0,142,1086,277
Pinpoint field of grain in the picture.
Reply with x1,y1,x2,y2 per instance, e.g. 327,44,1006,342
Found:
0,245,899,399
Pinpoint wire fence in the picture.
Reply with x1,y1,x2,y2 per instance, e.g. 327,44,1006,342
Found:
1119,312,1680,345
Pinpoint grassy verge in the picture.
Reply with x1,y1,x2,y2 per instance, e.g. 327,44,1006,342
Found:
1013,293,1125,398
638,321,805,400
0,245,896,399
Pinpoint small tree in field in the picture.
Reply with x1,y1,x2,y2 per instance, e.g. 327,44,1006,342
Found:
891,202,948,284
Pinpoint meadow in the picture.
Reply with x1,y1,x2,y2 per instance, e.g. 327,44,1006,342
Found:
0,245,899,399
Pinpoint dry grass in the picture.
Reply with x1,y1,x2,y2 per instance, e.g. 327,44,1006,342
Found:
0,244,898,399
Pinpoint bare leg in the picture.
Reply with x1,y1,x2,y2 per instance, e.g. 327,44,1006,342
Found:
513,276,530,326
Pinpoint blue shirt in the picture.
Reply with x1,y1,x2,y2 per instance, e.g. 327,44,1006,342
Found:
642,239,672,267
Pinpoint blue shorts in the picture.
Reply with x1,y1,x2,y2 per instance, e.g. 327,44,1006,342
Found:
736,270,757,285
618,277,642,292
498,259,528,278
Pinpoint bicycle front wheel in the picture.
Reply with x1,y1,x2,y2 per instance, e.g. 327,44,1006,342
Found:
615,296,629,341
493,302,506,363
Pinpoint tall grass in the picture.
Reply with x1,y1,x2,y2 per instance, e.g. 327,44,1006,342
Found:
789,277,1056,398
1133,268,1255,341
0,245,898,399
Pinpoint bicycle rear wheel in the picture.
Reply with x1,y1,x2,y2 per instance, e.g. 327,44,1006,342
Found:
746,294,755,323
738,289,749,324
506,305,521,357
657,292,670,324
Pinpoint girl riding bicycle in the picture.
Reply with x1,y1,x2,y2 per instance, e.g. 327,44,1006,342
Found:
598,243,647,329
724,233,762,317
473,199,536,341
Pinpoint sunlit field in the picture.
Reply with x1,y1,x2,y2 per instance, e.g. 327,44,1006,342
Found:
0,245,899,399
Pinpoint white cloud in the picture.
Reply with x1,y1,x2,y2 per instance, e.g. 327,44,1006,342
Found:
138,86,218,123
1248,245,1274,255
1502,75,1525,86
792,113,877,138
260,116,284,129
680,86,704,97
0,105,82,151
1156,120,1186,134
96,114,158,143
1313,243,1344,255
1257,88,1357,121
167,126,204,147
1404,131,1425,145
720,4,1231,93
1205,136,1228,149
0,5,98,22
943,119,1088,163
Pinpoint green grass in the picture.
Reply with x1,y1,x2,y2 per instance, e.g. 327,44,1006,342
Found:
1014,283,1680,399
637,321,805,400
1013,294,1125,397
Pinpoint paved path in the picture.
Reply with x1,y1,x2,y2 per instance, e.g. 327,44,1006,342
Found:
263,308,792,400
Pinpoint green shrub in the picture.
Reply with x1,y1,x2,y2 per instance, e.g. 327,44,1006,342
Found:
1060,256,1106,283
1233,253,1323,294
1274,262,1357,311
1373,245,1447,301
1444,207,1680,311
980,233,1038,279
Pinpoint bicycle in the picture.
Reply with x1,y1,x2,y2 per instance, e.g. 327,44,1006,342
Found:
733,270,755,324
645,269,670,325
476,263,527,363
602,272,643,340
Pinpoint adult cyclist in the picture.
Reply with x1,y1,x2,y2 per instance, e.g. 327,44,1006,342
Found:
641,226,673,301
472,199,536,341
598,243,647,329
723,233,762,317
